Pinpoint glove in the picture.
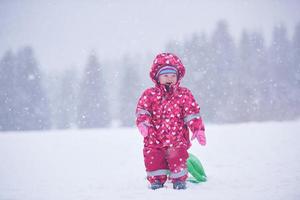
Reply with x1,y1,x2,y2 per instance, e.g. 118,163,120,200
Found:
191,129,206,146
137,123,149,137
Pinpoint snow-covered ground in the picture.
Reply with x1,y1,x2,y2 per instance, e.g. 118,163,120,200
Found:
0,121,300,200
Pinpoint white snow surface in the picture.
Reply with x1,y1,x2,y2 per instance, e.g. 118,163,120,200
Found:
0,121,300,200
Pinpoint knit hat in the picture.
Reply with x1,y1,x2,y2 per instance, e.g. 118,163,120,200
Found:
150,53,185,85
156,66,178,78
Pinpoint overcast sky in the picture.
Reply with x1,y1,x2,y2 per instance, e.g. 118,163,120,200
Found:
0,0,300,72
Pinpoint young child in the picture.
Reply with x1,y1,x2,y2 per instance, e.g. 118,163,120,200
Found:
136,53,206,190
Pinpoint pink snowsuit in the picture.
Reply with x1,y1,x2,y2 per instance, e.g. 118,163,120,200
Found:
136,53,205,184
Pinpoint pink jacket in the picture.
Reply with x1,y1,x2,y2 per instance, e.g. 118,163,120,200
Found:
136,53,205,148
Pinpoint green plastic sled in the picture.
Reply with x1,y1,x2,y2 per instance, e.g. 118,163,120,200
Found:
187,153,207,183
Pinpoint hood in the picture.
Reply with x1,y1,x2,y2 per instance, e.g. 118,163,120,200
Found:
150,53,185,85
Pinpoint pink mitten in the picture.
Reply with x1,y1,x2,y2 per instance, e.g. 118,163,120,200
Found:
137,123,149,137
191,130,206,146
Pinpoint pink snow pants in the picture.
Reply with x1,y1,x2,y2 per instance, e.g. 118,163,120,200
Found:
143,146,189,184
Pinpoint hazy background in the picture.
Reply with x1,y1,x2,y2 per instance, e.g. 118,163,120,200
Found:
1,0,300,72
1,0,300,131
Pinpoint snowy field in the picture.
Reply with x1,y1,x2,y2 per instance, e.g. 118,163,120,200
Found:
0,121,300,200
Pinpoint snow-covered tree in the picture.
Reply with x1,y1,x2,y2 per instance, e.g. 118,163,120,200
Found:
209,20,237,122
56,69,79,129
181,33,208,90
291,22,300,118
0,51,17,131
236,31,268,121
119,55,142,127
182,33,212,122
268,24,293,120
15,47,51,130
0,47,51,131
77,53,110,128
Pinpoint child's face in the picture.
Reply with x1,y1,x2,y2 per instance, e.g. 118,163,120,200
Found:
158,73,177,85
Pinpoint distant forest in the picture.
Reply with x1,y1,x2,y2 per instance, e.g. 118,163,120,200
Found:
1,21,300,131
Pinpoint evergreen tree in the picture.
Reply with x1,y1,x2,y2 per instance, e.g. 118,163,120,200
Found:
43,73,61,129
77,53,110,128
209,20,237,122
15,47,51,130
119,55,142,127
0,47,51,131
181,33,206,91
56,69,79,129
248,32,269,121
291,22,300,118
268,24,293,120
237,31,268,122
165,34,213,122
183,33,212,122
0,51,17,131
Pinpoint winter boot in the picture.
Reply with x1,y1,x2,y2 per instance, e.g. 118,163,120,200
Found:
150,181,164,190
173,181,186,190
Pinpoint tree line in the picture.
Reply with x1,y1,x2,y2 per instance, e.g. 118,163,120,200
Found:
0,21,299,131
166,21,300,123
